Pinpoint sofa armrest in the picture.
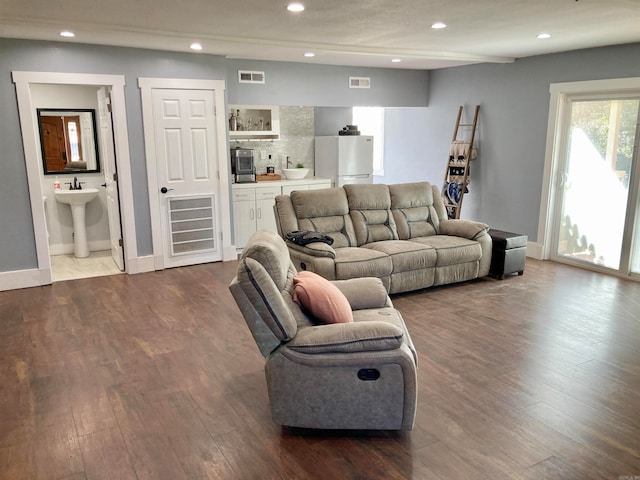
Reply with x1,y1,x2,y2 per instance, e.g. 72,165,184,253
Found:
286,321,404,354
286,241,336,259
439,219,489,240
331,277,390,310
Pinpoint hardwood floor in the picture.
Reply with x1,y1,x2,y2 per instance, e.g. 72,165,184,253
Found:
1,259,639,479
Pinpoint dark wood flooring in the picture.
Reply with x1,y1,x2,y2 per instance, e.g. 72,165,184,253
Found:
1,259,639,479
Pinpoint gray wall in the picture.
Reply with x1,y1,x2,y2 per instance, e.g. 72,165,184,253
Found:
413,43,640,240
226,59,429,107
0,38,431,273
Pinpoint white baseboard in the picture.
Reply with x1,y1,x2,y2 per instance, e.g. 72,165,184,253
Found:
0,253,157,291
126,255,155,274
224,245,239,261
526,242,545,260
0,267,51,291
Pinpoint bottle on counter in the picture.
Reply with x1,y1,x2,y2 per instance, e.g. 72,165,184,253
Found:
229,111,237,131
235,109,243,131
53,177,61,190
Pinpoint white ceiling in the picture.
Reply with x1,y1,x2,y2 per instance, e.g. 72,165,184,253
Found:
2,0,640,70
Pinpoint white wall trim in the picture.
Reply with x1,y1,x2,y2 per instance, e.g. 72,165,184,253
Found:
526,242,545,261
138,77,235,270
537,76,640,260
0,268,51,292
11,71,138,285
126,255,156,274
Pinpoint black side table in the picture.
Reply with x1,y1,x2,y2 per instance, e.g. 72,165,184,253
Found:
488,229,527,279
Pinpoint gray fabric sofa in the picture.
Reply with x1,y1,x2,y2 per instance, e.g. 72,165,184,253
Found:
274,181,492,294
229,230,418,430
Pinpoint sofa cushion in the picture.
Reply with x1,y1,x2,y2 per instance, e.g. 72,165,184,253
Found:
291,188,357,247
363,240,437,272
344,184,399,245
411,235,482,266
293,271,354,324
440,219,489,240
331,277,390,310
333,247,393,280
286,321,404,354
389,182,441,239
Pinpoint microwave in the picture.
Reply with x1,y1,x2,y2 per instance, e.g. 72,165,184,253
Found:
231,147,255,183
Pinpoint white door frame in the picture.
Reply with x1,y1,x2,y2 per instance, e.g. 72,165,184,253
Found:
12,71,139,286
538,77,640,266
138,77,235,269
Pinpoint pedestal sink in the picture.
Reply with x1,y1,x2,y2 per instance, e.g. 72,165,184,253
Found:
54,188,99,258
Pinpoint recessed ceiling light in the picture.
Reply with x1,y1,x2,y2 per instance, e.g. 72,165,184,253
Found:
287,2,305,12
431,22,447,29
537,33,551,39
304,52,315,57
60,31,75,38
391,58,402,63
190,42,203,51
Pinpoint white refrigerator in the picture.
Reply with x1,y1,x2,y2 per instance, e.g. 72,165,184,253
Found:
315,135,374,187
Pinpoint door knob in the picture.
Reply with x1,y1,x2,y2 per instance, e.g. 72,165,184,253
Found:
160,187,174,194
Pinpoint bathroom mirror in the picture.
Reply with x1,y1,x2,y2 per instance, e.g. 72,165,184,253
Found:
37,108,100,175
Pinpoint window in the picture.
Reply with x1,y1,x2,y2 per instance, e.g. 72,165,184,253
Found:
353,107,384,176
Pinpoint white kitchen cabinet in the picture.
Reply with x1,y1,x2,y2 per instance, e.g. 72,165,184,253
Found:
255,186,279,232
228,105,280,140
232,178,332,249
282,184,307,195
308,181,332,190
232,185,280,249
282,180,331,195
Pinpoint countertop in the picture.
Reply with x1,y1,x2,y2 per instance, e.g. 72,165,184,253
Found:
231,177,332,188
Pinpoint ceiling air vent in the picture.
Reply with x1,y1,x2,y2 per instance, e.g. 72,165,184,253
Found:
238,70,265,84
349,76,371,89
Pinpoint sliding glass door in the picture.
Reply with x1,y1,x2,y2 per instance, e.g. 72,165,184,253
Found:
552,95,640,276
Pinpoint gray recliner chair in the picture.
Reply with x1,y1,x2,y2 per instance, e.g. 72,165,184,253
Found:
229,230,417,431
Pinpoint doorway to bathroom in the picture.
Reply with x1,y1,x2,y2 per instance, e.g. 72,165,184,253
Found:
13,71,138,285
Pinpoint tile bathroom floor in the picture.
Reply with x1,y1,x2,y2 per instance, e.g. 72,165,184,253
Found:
51,250,123,282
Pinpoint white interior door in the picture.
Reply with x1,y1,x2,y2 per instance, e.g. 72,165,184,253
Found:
151,88,222,268
97,87,124,271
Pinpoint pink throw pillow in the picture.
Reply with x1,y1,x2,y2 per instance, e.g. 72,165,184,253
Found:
293,271,353,324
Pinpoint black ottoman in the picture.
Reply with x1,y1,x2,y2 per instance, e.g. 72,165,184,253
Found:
489,229,527,280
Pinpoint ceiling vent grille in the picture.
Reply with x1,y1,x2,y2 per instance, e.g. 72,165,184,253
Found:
349,77,371,89
238,70,265,84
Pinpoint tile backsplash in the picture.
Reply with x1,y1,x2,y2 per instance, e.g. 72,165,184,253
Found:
230,106,314,176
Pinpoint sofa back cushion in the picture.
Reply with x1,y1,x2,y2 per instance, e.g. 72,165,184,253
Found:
389,182,444,239
274,195,300,237
290,188,357,247
344,184,398,246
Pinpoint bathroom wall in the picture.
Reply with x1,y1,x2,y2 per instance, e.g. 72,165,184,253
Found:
31,84,111,254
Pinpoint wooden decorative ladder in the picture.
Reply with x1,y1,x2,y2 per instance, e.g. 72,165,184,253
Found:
442,105,480,219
